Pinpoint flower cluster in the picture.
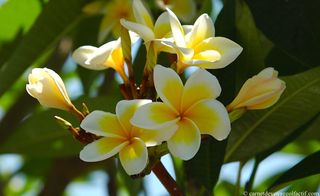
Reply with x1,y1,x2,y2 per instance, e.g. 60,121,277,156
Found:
26,0,285,176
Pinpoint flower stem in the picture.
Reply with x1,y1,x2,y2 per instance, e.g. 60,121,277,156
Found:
70,105,85,121
229,108,246,123
152,161,183,196
234,161,244,196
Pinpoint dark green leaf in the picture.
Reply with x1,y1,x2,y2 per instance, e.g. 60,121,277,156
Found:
0,0,89,96
266,46,309,76
234,0,271,88
268,150,320,191
212,0,237,105
298,113,320,141
184,138,227,192
245,0,320,67
225,66,320,162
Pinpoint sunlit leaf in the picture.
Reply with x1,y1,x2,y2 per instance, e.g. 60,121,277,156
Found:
0,0,41,42
0,0,89,97
268,150,320,191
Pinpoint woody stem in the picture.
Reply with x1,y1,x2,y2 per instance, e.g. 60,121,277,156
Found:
152,161,183,196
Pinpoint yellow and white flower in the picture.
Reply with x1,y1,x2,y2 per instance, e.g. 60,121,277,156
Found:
156,0,196,22
131,65,231,160
163,8,243,73
80,100,176,175
83,0,134,42
26,68,74,111
72,32,139,82
227,67,286,111
120,0,172,51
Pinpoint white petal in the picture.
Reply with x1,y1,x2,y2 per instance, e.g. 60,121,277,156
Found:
130,102,179,130
194,37,242,69
72,46,106,70
80,111,126,138
140,123,178,146
120,19,155,42
166,8,186,47
183,25,193,35
43,68,71,104
133,0,154,29
257,67,277,79
185,99,231,140
80,137,128,162
116,99,152,131
182,68,221,110
187,14,215,47
88,40,120,66
154,12,171,38
119,137,148,175
26,68,72,110
167,118,201,160
154,65,184,111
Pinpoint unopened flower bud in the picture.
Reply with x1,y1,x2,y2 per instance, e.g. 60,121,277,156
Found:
26,68,74,111
227,67,286,111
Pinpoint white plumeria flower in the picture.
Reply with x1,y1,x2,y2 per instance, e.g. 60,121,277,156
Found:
131,65,231,160
163,8,243,73
26,68,74,111
80,100,176,175
72,31,139,82
120,0,173,52
227,67,286,111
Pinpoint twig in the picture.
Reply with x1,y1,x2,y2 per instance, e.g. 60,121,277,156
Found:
152,161,184,196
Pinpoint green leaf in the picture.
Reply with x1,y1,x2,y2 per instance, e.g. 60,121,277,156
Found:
225,66,320,162
298,113,320,141
268,150,320,191
0,0,89,97
184,138,227,192
212,0,237,105
0,96,120,157
213,0,271,103
234,0,271,88
0,0,41,42
266,46,309,76
256,113,320,160
245,0,320,67
0,109,82,157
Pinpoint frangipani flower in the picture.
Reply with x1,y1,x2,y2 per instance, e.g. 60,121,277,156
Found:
80,100,176,175
131,65,231,160
72,32,139,83
163,9,243,73
26,68,75,111
83,0,134,42
156,0,196,22
227,67,286,111
120,0,172,51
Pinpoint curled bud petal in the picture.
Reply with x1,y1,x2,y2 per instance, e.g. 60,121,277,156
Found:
227,67,286,111
26,68,74,111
